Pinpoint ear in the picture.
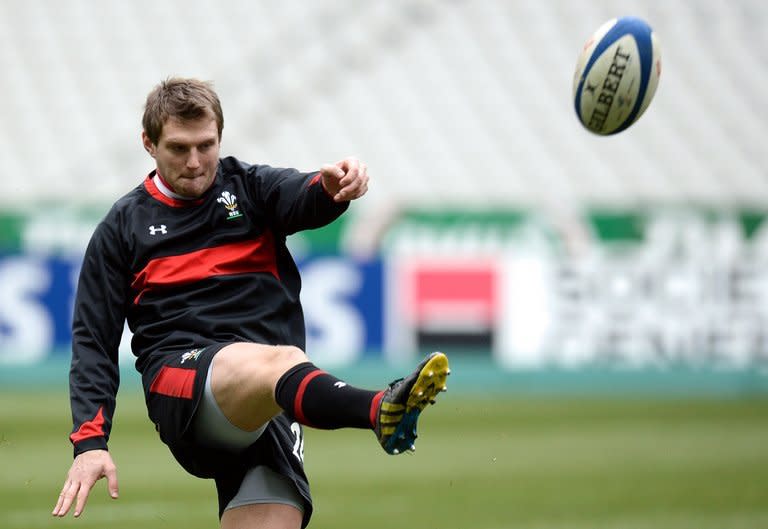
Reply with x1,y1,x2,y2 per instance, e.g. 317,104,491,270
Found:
142,131,157,158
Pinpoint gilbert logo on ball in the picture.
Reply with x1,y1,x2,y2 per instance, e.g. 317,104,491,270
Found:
573,16,661,135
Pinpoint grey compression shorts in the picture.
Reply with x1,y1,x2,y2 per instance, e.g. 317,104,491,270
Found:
190,362,305,514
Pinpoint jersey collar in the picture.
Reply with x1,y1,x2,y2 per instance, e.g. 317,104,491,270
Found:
143,170,206,207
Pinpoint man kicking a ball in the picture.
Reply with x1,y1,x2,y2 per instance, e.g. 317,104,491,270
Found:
52,77,449,528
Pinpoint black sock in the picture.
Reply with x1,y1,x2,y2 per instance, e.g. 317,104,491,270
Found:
275,362,382,429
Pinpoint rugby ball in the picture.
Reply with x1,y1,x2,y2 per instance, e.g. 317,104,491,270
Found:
573,17,661,135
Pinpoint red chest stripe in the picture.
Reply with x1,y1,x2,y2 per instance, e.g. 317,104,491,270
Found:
132,232,279,304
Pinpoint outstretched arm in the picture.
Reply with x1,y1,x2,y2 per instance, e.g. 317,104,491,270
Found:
247,156,370,234
52,449,119,517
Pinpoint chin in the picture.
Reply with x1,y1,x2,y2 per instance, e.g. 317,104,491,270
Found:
183,178,214,198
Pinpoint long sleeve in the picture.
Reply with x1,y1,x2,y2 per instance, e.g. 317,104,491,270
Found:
68,215,130,456
249,164,350,235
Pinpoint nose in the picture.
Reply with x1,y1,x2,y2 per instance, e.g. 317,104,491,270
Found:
187,149,201,170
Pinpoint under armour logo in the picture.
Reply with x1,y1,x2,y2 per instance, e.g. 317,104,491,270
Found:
333,381,347,389
149,224,167,235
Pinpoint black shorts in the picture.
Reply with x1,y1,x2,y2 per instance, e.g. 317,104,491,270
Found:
140,343,313,527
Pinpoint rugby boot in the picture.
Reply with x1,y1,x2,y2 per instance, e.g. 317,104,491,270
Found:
374,351,450,455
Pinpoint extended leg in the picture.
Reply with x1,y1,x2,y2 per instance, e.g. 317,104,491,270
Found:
209,343,450,453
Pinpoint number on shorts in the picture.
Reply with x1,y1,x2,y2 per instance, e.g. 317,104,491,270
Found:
290,422,305,463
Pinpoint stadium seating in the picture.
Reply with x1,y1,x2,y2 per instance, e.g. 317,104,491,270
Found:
1,0,766,215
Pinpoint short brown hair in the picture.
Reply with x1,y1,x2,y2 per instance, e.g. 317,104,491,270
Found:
142,77,224,144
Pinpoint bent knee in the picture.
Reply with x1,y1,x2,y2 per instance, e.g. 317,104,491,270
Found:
215,344,308,382
210,344,310,430
274,345,309,366
260,345,309,374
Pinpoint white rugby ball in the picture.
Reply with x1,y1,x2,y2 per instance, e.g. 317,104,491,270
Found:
573,17,661,135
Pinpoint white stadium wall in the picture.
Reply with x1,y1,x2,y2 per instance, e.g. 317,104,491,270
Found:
0,0,766,213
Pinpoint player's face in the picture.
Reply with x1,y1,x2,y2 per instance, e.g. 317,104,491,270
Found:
143,116,221,198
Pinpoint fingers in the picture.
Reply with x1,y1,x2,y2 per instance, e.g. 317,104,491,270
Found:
52,480,70,516
74,477,96,517
52,450,118,518
105,464,120,499
52,476,98,517
337,171,368,201
324,157,369,202
52,479,79,517
319,163,345,184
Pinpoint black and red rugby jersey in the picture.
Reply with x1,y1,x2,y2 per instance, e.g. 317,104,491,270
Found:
68,156,349,455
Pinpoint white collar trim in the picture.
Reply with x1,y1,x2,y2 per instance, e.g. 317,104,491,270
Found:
153,174,195,201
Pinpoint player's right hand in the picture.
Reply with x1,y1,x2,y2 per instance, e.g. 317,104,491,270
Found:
52,449,119,518
320,157,369,203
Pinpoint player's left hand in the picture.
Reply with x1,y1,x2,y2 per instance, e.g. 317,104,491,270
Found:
320,157,369,203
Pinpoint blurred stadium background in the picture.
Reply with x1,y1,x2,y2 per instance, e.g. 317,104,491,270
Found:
1,1,767,528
